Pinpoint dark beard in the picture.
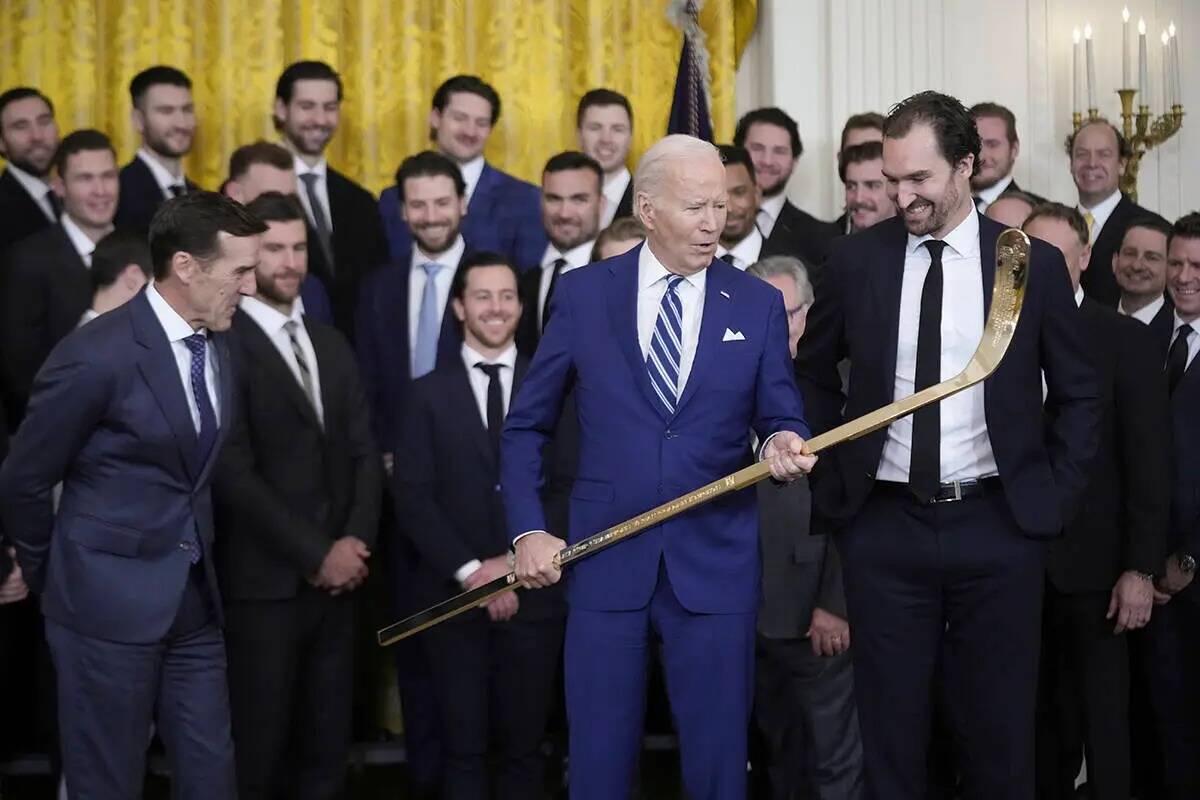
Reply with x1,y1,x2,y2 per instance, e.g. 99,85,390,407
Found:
6,153,52,179
145,131,191,159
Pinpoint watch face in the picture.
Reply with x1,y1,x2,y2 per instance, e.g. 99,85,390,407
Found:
1181,554,1197,574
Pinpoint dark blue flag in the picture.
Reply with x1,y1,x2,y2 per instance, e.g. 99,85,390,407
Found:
666,21,713,141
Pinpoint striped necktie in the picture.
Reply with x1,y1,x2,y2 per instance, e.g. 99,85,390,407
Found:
646,275,685,414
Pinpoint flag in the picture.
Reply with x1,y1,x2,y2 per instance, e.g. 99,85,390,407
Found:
666,0,714,140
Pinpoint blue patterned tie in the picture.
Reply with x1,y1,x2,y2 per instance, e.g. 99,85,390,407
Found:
413,262,443,378
647,275,686,414
182,334,215,563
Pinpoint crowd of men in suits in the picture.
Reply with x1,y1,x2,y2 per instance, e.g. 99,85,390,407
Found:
0,57,1197,800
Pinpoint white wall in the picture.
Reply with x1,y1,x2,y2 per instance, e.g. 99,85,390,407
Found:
735,0,1199,221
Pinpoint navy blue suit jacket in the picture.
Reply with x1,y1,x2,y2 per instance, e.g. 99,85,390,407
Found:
113,157,199,232
501,245,810,614
378,162,545,268
355,252,466,455
0,291,231,643
795,213,1101,538
300,273,334,326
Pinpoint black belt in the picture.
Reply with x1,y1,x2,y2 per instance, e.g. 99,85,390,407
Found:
878,477,1001,504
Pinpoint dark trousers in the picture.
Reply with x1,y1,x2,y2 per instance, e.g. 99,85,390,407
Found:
1142,591,1200,799
44,567,236,800
421,609,564,800
1035,586,1130,800
753,635,864,799
0,596,56,759
565,560,756,800
838,484,1046,800
224,586,356,800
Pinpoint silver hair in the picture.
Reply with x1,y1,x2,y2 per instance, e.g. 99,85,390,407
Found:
747,255,814,307
633,134,721,205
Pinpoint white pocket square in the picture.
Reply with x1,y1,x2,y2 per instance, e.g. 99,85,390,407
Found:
722,328,746,342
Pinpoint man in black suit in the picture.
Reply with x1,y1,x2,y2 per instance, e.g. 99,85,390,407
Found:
1113,216,1174,340
1022,204,1169,800
839,141,895,235
516,151,603,357
395,251,564,800
0,87,60,252
1069,119,1167,307
748,254,863,800
795,91,1101,799
1,129,117,422
576,88,634,228
831,113,884,233
734,107,839,268
274,60,387,338
214,192,382,799
113,66,199,232
969,102,1042,212
1144,211,1200,799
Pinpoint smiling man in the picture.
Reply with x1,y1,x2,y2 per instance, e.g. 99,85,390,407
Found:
576,88,635,227
714,144,764,270
796,91,1100,799
969,102,1040,212
1112,216,1174,340
0,86,61,251
839,140,896,234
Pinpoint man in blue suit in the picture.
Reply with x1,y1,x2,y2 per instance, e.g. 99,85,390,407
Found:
378,75,544,268
0,191,264,798
504,135,816,799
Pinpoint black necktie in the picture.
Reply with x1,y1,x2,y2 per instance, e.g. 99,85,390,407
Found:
910,240,947,502
1166,323,1194,394
476,362,504,458
300,173,335,275
168,184,185,197
720,253,736,265
542,257,568,328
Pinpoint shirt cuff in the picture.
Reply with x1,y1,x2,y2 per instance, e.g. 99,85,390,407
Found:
454,559,482,585
512,530,547,548
758,431,786,461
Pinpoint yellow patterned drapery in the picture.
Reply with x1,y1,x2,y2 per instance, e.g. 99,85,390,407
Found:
0,0,756,194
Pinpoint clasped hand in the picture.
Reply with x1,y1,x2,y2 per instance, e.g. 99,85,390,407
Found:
309,536,371,595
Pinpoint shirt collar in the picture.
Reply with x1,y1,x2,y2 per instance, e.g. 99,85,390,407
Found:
239,294,303,333
905,207,980,258
412,233,466,270
716,226,763,269
60,213,110,262
1174,310,1199,334
542,238,596,271
638,240,708,293
146,282,204,341
758,192,787,224
292,153,328,179
974,173,1014,206
1119,294,1165,324
136,148,184,193
603,167,631,205
5,163,53,203
1079,189,1121,219
458,156,486,200
461,341,517,371
1074,286,1085,307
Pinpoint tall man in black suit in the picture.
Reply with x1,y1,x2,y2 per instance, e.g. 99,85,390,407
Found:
1,129,117,422
1022,204,1168,800
395,251,564,799
113,66,199,232
734,107,839,269
1145,211,1200,799
969,102,1042,212
748,254,863,800
516,151,604,357
0,191,264,798
1113,216,1174,342
1069,120,1167,307
275,60,388,338
795,91,1101,799
214,192,382,799
576,89,634,228
0,87,60,252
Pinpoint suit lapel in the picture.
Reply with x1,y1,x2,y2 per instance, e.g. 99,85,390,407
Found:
452,363,494,464
130,293,199,480
674,261,732,416
876,218,909,388
236,311,323,433
194,333,234,486
306,317,338,433
607,246,669,422
978,213,998,319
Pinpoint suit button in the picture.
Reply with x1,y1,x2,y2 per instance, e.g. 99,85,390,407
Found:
493,484,502,492
179,542,189,550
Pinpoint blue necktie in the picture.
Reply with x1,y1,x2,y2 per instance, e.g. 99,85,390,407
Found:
413,262,443,378
182,334,216,563
647,275,686,414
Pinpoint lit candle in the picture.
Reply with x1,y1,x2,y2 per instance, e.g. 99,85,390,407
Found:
1163,31,1172,111
1085,23,1096,109
1073,27,1083,114
1169,22,1180,108
1123,7,1132,88
1138,18,1148,100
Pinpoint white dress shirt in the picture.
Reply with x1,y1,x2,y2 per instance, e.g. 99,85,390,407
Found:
136,148,185,199
537,239,595,330
715,227,763,271
1079,189,1122,245
240,296,325,426
601,167,631,228
1118,294,1165,325
756,192,787,239
459,156,486,204
146,283,220,429
453,341,518,583
6,163,57,221
876,210,998,483
60,214,110,267
293,154,332,232
408,235,466,358
973,173,1014,212
637,242,707,394
1170,312,1200,372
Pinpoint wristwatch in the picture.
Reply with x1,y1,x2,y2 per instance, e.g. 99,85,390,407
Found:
1178,553,1196,574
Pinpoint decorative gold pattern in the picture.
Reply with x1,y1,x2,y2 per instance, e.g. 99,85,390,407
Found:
0,0,754,193
377,229,1032,647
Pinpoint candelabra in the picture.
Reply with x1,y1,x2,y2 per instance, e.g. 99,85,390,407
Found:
1072,96,1184,204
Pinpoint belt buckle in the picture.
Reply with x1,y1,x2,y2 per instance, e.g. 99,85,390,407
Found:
932,480,963,504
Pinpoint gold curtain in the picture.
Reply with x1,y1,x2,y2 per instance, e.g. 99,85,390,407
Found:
0,0,756,194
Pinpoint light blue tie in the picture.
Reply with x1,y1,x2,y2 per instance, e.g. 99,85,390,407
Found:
413,262,443,378
647,275,686,414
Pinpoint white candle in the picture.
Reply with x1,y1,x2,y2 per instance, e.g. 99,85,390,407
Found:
1123,7,1132,88
1170,22,1180,107
1085,23,1096,109
1138,18,1148,100
1163,31,1172,111
1073,27,1083,114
